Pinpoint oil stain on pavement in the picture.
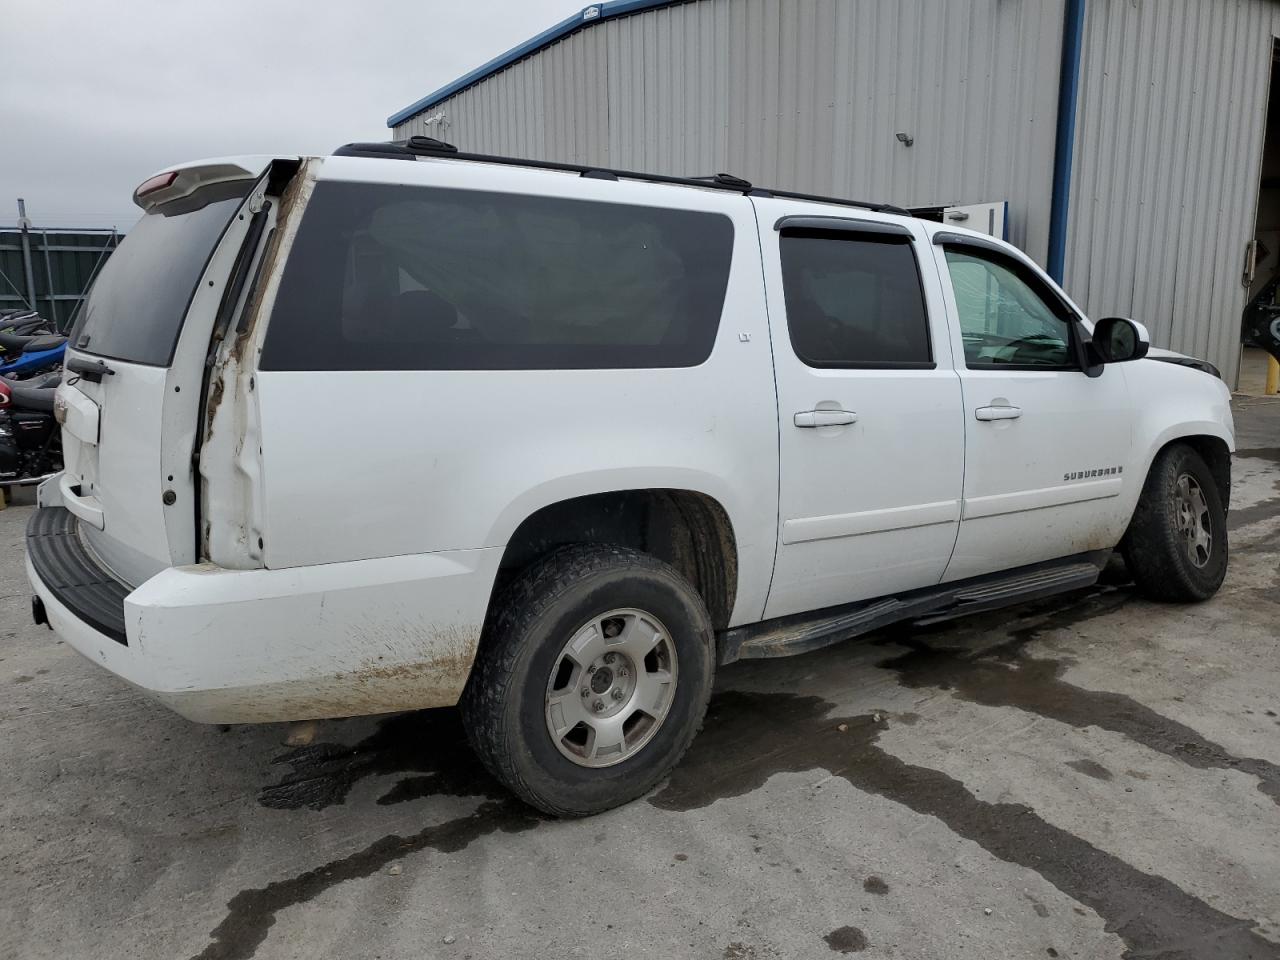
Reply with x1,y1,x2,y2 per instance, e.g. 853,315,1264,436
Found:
194,590,1280,960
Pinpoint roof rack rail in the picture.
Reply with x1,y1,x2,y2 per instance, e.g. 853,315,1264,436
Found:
331,137,910,216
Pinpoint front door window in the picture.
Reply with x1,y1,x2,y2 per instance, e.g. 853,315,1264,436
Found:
943,248,1074,368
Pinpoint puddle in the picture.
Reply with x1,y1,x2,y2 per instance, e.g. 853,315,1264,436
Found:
1229,446,1280,531
876,592,1280,807
650,691,1280,960
259,709,495,811
192,800,540,960
196,713,537,960
205,708,538,960
202,590,1280,960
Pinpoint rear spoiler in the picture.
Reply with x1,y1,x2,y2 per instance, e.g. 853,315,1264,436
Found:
132,156,291,212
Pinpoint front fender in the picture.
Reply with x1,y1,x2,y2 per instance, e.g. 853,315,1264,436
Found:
1123,359,1234,510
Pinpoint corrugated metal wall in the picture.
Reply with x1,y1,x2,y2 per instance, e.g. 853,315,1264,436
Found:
394,0,1066,260
0,229,120,331
1065,0,1280,385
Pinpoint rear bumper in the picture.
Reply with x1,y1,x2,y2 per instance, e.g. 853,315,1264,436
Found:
26,506,501,723
26,506,129,643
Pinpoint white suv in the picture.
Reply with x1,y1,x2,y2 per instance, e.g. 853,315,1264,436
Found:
28,138,1234,815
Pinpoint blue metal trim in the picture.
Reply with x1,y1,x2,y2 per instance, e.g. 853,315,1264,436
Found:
387,0,680,128
1047,0,1086,283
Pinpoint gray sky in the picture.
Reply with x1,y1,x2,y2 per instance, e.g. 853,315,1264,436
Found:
1,0,571,230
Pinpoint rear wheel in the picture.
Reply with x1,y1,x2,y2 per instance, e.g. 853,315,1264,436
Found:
462,544,714,816
1122,443,1228,602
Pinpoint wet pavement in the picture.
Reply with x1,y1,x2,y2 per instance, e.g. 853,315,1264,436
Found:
3,397,1279,960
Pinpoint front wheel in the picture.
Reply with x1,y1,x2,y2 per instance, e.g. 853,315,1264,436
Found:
461,544,715,816
1122,443,1228,602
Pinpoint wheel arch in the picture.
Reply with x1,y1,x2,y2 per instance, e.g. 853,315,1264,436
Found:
488,488,740,631
1137,425,1234,511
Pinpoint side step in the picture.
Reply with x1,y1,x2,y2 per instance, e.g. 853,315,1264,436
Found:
717,554,1106,665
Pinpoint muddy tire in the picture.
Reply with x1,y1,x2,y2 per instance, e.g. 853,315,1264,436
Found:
1121,443,1228,602
461,544,715,817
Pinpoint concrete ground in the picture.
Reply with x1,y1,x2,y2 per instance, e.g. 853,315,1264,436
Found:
1238,346,1278,397
2,398,1278,960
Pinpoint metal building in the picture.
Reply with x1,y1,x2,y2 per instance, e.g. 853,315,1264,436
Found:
389,0,1280,385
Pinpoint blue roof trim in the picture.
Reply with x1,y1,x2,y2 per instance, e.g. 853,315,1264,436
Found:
387,0,681,128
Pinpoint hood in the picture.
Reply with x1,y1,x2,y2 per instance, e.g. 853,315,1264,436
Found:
1143,347,1221,380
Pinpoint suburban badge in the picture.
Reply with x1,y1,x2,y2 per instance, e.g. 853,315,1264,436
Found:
1063,466,1123,482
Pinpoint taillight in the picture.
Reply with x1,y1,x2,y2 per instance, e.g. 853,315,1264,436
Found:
0,384,10,410
135,171,178,197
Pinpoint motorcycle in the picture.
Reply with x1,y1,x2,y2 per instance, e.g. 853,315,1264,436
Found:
0,328,67,378
0,371,63,487
1243,276,1280,363
0,310,45,332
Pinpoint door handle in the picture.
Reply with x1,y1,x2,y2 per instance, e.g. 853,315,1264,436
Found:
975,404,1022,421
794,409,858,428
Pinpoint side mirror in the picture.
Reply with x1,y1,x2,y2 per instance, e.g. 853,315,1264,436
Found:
1091,317,1150,363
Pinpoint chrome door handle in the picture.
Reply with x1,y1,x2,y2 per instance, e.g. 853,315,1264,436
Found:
794,409,858,428
975,404,1022,421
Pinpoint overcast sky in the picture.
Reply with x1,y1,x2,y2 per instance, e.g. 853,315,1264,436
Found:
1,0,571,230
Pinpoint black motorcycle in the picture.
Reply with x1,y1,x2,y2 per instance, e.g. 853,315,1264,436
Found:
1243,276,1280,362
0,310,41,329
0,371,62,487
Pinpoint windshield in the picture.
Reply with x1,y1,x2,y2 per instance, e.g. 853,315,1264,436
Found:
69,192,244,366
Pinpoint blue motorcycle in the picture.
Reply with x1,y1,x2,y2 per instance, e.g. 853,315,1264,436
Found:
0,328,66,378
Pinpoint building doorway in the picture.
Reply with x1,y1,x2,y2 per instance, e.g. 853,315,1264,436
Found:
1242,39,1280,394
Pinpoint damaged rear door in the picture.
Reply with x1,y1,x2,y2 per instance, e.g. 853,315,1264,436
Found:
55,159,296,585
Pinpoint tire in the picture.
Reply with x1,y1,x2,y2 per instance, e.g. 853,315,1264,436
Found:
1121,443,1228,602
461,543,715,816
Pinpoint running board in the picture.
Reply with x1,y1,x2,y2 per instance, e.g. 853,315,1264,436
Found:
716,553,1108,664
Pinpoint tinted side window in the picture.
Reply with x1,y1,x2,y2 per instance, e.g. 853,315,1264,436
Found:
260,183,735,371
943,248,1074,368
779,231,932,368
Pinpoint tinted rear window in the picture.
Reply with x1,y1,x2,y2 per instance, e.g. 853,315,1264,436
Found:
259,182,735,371
780,230,932,368
70,193,243,366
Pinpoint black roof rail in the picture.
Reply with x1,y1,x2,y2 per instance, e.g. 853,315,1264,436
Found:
333,136,459,160
331,138,910,216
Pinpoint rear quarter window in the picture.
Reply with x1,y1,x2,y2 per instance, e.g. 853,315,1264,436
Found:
259,183,736,371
